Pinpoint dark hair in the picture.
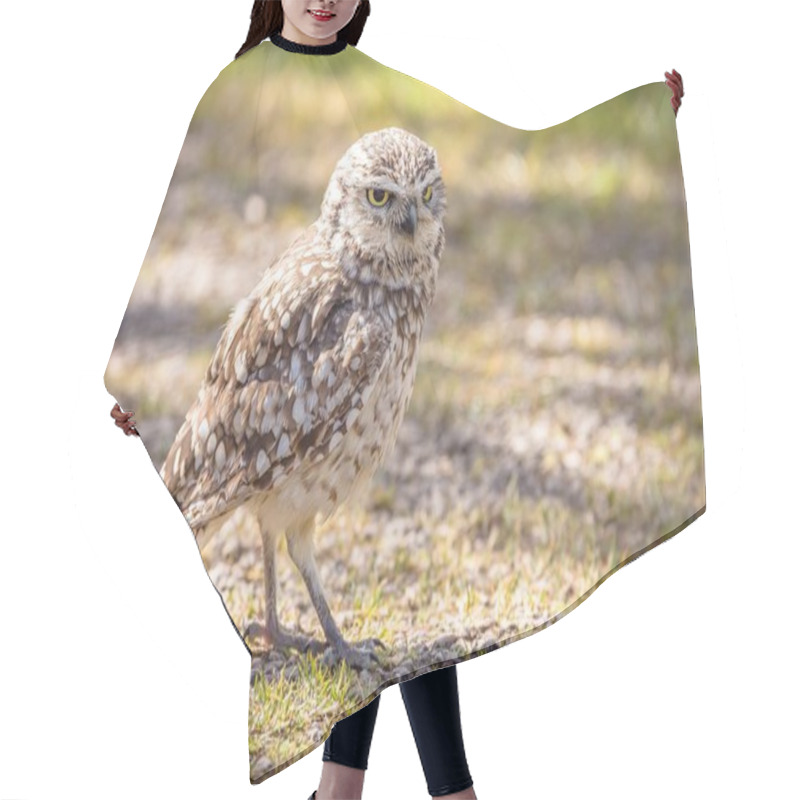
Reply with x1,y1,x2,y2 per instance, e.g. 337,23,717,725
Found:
236,1,371,59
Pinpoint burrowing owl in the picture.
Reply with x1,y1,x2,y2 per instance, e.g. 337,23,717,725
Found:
160,127,446,668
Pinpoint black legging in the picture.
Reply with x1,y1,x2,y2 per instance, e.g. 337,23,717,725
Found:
323,664,473,797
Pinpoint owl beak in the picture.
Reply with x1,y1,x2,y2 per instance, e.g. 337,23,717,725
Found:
400,202,417,236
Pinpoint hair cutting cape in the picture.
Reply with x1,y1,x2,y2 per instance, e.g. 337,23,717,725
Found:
105,37,705,784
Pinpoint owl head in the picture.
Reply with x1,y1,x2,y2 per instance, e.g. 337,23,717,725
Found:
319,127,447,289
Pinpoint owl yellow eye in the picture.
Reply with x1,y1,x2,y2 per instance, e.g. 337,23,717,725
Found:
422,184,433,204
367,188,391,207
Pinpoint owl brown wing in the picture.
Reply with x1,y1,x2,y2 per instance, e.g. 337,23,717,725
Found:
160,248,394,532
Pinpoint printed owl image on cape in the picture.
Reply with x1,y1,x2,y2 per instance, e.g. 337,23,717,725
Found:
104,34,705,783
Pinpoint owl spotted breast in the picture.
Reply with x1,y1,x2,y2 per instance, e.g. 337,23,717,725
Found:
160,127,446,668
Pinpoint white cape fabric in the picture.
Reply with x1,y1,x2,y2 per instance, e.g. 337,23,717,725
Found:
105,37,705,783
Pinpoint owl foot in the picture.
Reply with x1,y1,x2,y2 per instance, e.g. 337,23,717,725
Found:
244,621,327,655
355,636,388,651
327,638,386,670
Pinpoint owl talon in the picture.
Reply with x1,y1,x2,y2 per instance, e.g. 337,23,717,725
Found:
337,646,381,670
244,621,326,655
332,639,385,670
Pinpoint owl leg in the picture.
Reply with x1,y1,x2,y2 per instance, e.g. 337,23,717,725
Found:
262,528,283,637
244,528,325,654
286,518,385,670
